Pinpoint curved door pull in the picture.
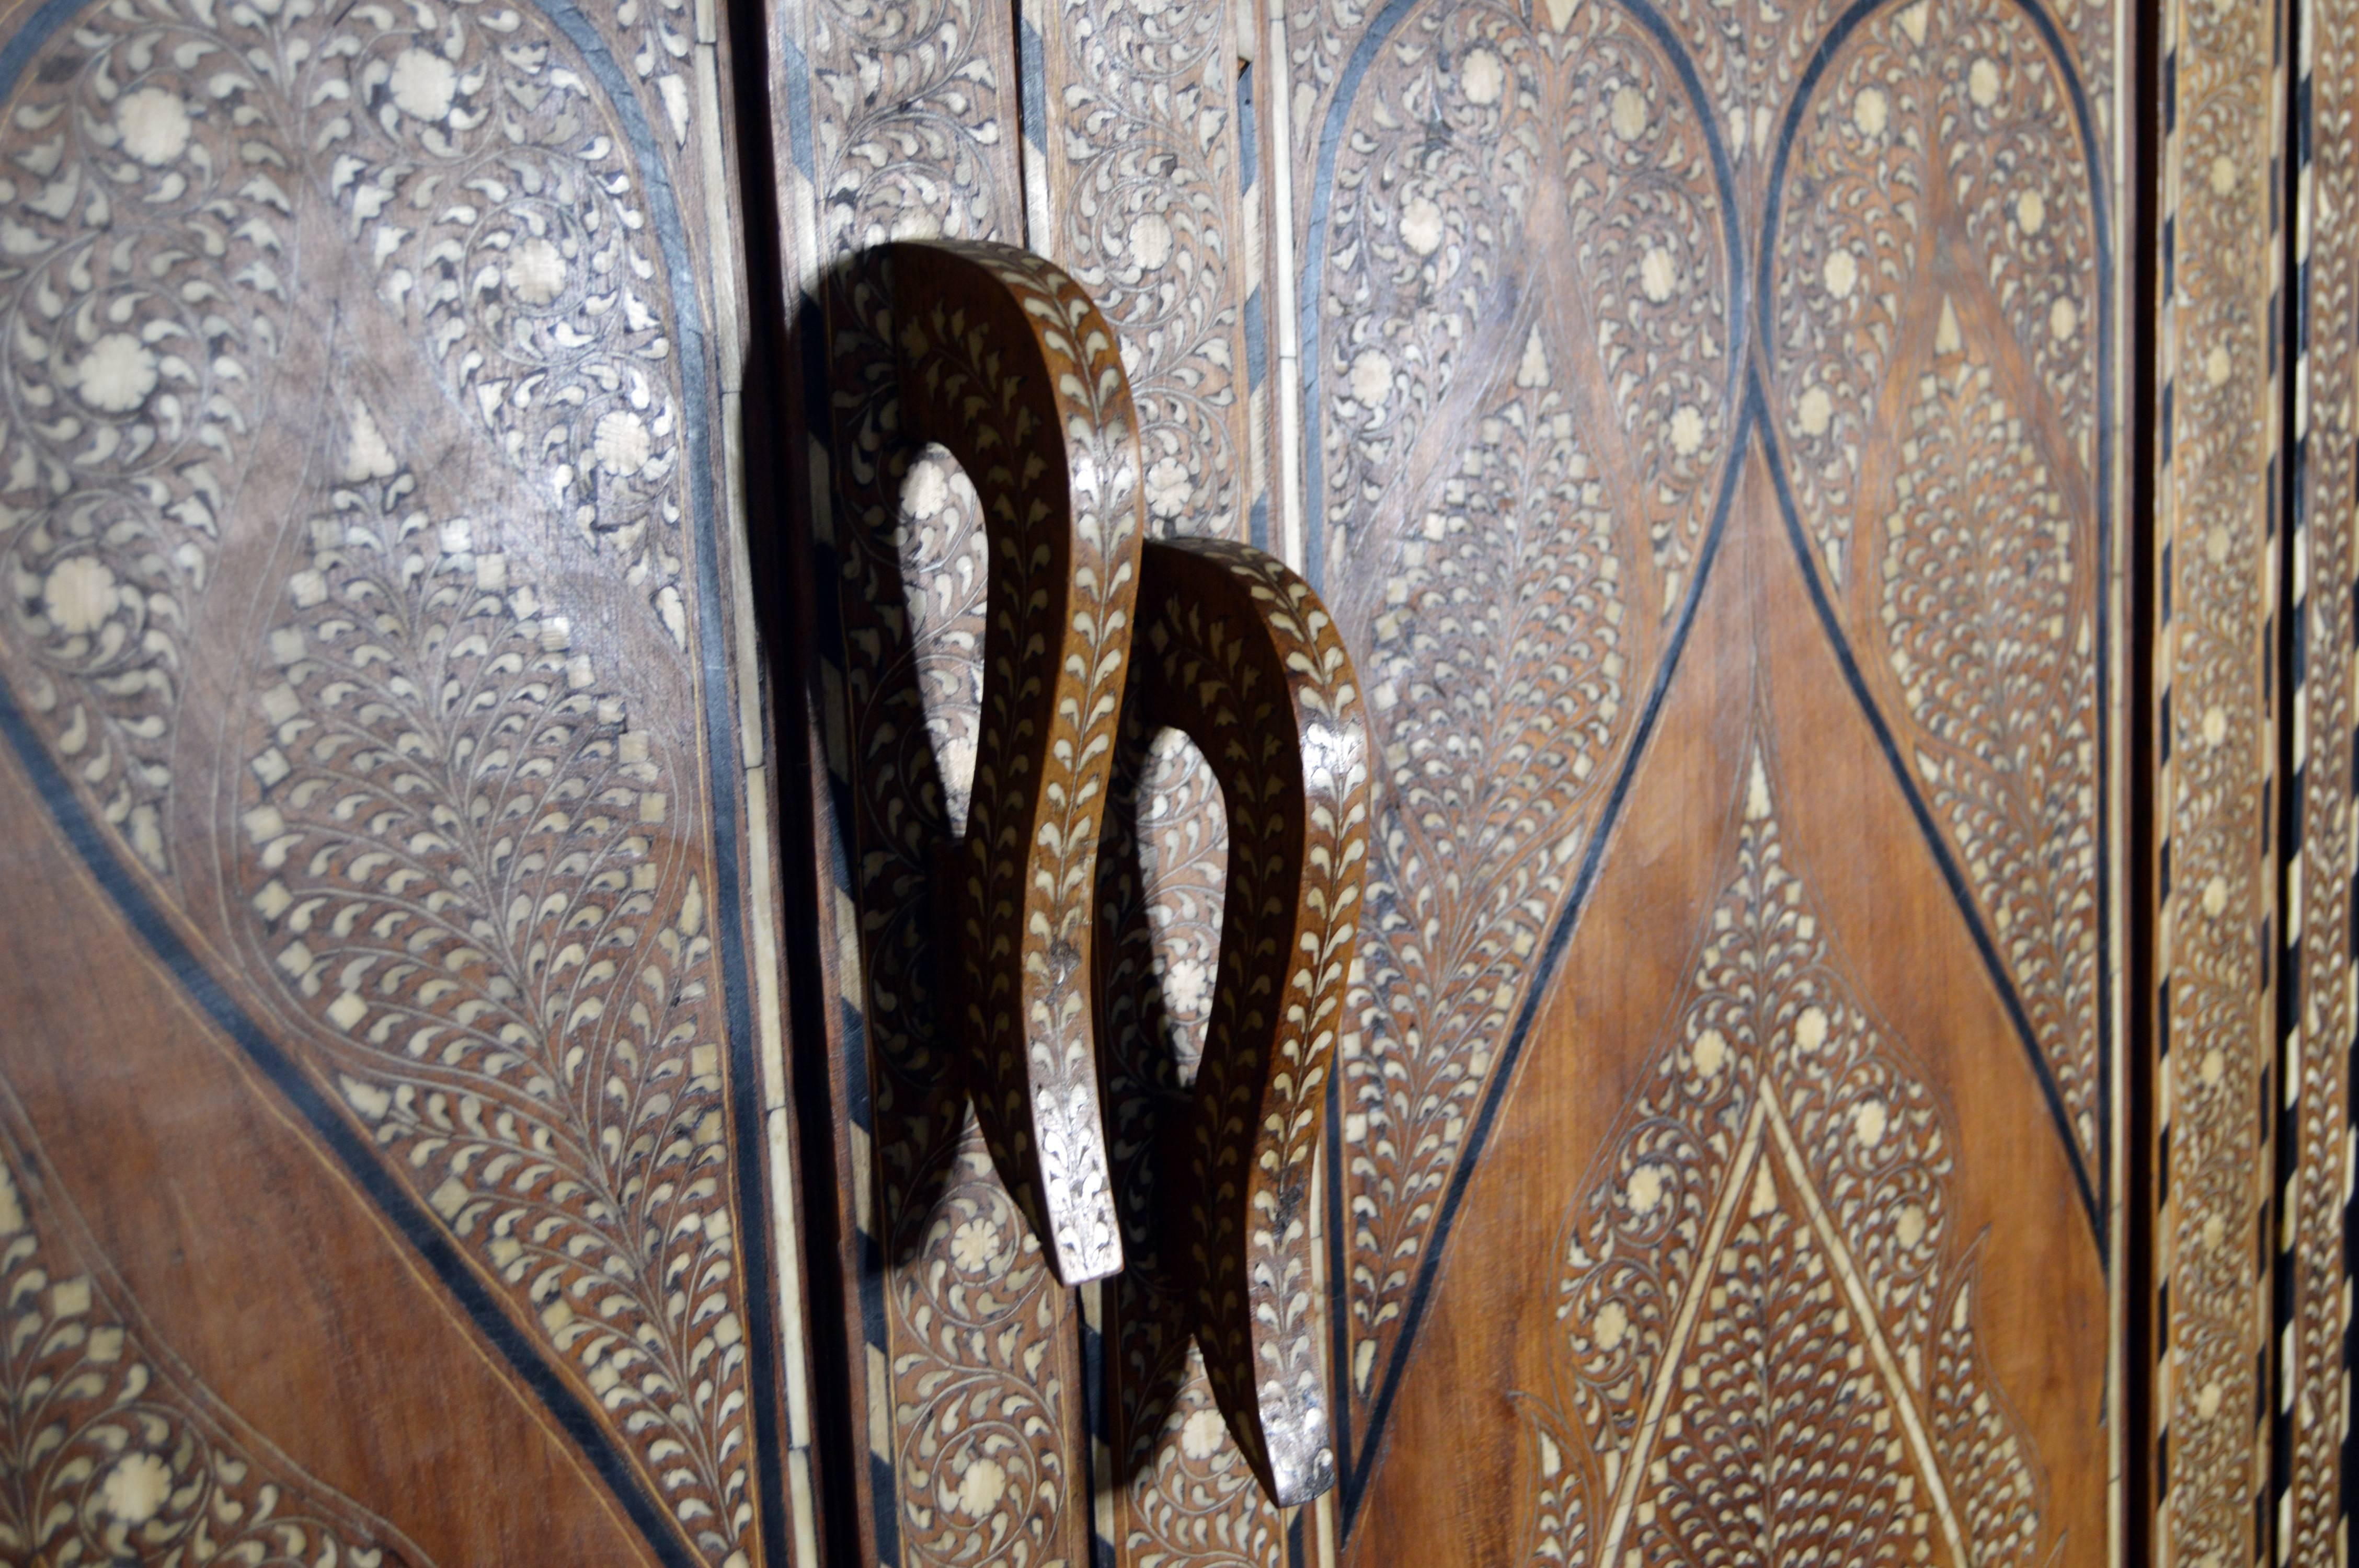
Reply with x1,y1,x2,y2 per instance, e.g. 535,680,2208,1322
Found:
866,244,1365,1507
1121,538,1372,1506
881,240,1142,1286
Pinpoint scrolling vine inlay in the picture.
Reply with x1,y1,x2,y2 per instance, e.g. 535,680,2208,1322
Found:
235,432,756,1565
0,1117,430,1568
1767,0,2104,1178
1308,0,2113,1500
2152,0,2282,1555
1311,0,1740,1449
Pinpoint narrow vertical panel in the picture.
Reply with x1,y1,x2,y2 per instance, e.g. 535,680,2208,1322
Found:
2153,0,2286,1561
2275,0,2354,1553
1016,0,1297,1561
1028,0,1255,549
764,2,1099,1565
768,0,1300,1554
757,2,2170,1565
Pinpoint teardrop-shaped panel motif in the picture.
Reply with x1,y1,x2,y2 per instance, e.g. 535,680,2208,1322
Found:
1763,0,2106,1181
0,0,777,1561
1312,0,1740,1449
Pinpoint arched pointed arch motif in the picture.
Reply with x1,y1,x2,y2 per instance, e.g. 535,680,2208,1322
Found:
1302,0,1750,1503
1300,0,2123,1550
1757,0,2113,1218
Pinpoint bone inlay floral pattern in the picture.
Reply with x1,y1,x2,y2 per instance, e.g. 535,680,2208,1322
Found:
2151,0,2283,1559
239,437,754,1557
1517,743,2045,1567
25,0,2359,1550
0,1111,429,1568
775,0,2146,1554
0,0,801,1554
1305,0,2114,1531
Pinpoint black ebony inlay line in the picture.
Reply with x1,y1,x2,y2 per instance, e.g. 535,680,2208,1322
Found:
0,0,784,1559
1323,0,1748,1523
1757,379,2106,1246
1756,0,2114,1253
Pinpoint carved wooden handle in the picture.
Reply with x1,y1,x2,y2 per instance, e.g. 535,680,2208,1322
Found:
883,240,1143,1286
1126,537,1372,1506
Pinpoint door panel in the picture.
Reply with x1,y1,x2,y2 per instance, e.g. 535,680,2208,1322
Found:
775,0,2159,1562
1300,0,2125,1555
5,0,2353,1554
771,0,1279,1557
0,0,815,1557
2152,0,2283,1561
1342,457,2109,1563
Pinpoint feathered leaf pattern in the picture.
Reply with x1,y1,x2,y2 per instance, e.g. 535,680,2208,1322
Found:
237,444,752,1565
1517,747,2046,1568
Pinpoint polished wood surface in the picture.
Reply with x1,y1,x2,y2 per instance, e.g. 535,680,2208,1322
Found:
4,0,2357,1556
1343,459,2105,1565
773,0,2156,1562
877,238,1147,1288
0,0,816,1555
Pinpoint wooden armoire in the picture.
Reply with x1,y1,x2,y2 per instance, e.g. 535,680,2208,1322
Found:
0,0,2341,1559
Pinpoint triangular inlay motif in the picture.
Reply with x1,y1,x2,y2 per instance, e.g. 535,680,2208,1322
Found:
1518,746,2046,1568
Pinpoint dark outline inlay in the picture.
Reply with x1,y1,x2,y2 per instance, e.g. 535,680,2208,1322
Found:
1756,383,2104,1240
1329,409,1754,1529
1754,0,2113,1247
1319,0,2115,1535
0,1,789,1563
1293,0,1747,593
1313,0,1747,1526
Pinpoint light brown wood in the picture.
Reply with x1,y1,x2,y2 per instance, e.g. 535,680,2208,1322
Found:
773,0,2163,1564
0,0,813,1557
6,0,2359,1558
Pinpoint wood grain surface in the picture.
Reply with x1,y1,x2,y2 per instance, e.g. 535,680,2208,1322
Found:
13,0,2359,1556
767,0,2161,1562
0,0,816,1555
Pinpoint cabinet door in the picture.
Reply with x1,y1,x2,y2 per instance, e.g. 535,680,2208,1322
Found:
21,0,2356,1554
0,0,820,1561
1300,0,2127,1561
774,0,2170,1565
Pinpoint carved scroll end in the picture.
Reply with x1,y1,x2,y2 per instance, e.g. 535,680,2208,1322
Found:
1258,1393,1340,1508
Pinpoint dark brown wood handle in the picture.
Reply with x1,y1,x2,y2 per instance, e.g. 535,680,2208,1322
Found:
882,239,1144,1286
1124,537,1372,1505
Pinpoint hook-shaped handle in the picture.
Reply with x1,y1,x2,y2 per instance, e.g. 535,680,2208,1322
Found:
1123,537,1371,1506
881,240,1143,1286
